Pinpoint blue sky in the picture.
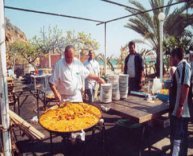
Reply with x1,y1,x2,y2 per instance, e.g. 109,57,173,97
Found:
4,0,181,57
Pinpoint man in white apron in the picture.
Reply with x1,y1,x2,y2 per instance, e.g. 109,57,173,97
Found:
49,45,104,103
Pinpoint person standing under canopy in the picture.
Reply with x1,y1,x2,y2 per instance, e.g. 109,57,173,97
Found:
84,50,100,103
124,41,144,92
169,47,191,156
49,45,105,103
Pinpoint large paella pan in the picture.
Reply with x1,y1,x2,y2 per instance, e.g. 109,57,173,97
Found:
39,102,102,133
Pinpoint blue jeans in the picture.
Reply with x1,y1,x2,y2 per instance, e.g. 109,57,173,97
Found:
170,116,189,156
85,89,95,103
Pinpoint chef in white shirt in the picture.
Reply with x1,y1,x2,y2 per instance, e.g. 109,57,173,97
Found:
84,50,100,103
49,45,105,103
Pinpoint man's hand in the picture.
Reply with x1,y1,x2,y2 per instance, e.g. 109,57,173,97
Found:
49,82,62,102
141,77,145,83
55,91,62,102
176,106,183,118
141,72,145,83
97,77,105,84
87,74,105,84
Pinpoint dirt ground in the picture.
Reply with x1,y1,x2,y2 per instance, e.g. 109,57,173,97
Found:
9,79,193,156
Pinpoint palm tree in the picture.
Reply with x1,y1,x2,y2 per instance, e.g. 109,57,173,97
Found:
95,53,115,75
125,0,193,75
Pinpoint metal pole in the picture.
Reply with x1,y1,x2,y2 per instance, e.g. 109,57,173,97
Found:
48,51,51,68
159,20,164,82
104,23,107,75
0,0,12,155
5,6,104,23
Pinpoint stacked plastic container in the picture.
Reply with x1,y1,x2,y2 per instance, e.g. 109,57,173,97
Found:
119,74,129,99
100,83,112,103
108,75,120,101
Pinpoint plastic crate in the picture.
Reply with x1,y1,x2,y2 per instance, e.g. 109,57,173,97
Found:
156,93,169,102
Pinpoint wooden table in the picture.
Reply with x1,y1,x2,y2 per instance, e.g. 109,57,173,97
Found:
99,95,169,156
30,74,52,115
102,95,169,124
7,77,16,111
31,74,51,90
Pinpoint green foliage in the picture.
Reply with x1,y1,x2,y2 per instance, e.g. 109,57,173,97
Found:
8,26,100,68
9,40,40,66
125,0,193,75
64,31,99,53
125,0,193,50
31,26,66,54
95,53,114,74
163,31,193,53
31,27,99,56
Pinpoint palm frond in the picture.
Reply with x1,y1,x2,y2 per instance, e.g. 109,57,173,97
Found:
125,0,193,54
165,0,174,16
127,0,147,12
132,39,153,48
149,0,163,16
126,0,154,31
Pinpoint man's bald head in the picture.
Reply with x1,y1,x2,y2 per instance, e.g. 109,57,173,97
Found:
64,45,75,64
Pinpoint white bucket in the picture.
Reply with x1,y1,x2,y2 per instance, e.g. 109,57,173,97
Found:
119,87,128,92
119,74,129,99
108,75,120,101
108,75,119,84
119,92,128,99
119,74,129,82
100,83,112,103
112,90,120,100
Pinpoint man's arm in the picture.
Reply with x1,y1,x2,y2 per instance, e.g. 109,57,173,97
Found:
49,82,61,102
80,60,105,84
141,71,145,83
139,55,145,83
176,84,189,118
97,62,100,77
176,63,191,118
87,74,105,84
124,55,128,74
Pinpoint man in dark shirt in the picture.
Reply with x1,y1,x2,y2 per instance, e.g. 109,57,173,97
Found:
124,41,144,91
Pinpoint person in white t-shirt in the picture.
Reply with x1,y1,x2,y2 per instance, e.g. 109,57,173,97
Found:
84,50,100,103
124,41,144,91
49,45,104,103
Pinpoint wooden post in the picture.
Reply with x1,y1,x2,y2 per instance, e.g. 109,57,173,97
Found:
0,0,12,155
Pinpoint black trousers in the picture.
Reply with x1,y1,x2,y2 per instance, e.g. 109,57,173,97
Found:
129,77,141,92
